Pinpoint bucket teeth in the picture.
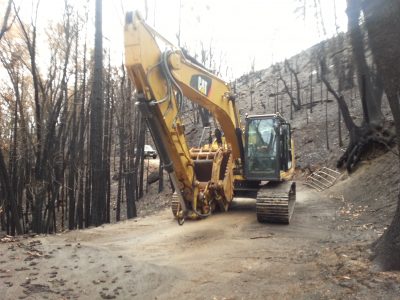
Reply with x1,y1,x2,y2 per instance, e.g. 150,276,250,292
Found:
171,194,180,217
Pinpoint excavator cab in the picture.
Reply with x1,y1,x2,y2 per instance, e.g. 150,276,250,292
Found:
244,114,293,181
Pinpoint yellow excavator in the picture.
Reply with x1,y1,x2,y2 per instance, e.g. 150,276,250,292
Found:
124,12,296,224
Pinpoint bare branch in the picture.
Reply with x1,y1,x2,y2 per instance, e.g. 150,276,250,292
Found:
0,0,14,41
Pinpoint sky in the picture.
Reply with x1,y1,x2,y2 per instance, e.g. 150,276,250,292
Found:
118,0,348,79
7,0,348,80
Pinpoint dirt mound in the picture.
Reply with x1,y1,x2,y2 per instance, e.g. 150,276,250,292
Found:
328,151,399,235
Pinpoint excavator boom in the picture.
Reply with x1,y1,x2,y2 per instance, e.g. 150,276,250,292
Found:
124,12,243,159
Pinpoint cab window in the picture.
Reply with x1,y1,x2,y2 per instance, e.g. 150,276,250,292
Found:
246,118,279,179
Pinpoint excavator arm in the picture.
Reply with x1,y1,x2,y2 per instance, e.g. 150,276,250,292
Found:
166,54,244,160
124,12,242,222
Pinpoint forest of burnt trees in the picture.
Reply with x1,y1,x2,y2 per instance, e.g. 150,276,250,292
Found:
0,0,148,234
0,0,400,270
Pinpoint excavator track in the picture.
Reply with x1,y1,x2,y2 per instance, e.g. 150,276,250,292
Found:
256,181,296,224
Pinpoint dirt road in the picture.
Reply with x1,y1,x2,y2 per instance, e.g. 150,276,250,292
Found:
1,184,399,299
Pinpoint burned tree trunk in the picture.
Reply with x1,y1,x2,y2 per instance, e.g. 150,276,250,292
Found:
278,74,301,111
325,89,330,150
320,58,393,172
16,4,41,234
158,158,164,192
285,60,302,108
126,99,137,219
68,12,79,230
90,0,105,226
116,127,124,222
361,0,400,271
77,24,88,229
115,64,127,222
0,0,13,40
0,149,22,235
103,56,114,223
346,0,384,126
137,119,146,200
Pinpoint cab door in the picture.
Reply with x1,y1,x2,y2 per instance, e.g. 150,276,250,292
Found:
244,116,281,180
280,123,292,172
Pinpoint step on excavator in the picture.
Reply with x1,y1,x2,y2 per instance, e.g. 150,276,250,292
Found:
124,12,296,225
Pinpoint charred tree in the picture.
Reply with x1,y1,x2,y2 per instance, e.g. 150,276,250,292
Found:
0,0,13,40
361,0,400,271
337,101,343,147
0,149,22,235
14,3,72,233
127,90,138,218
68,13,80,230
116,128,124,222
158,158,164,193
285,60,302,108
320,58,393,172
115,64,127,222
331,35,347,92
137,120,146,200
14,2,75,233
325,89,330,150
103,54,114,223
48,2,74,234
316,0,394,173
278,73,301,112
0,36,27,234
77,24,88,229
346,0,384,126
15,2,46,233
89,0,106,226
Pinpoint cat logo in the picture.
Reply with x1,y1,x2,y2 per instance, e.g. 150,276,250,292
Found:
190,75,212,96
